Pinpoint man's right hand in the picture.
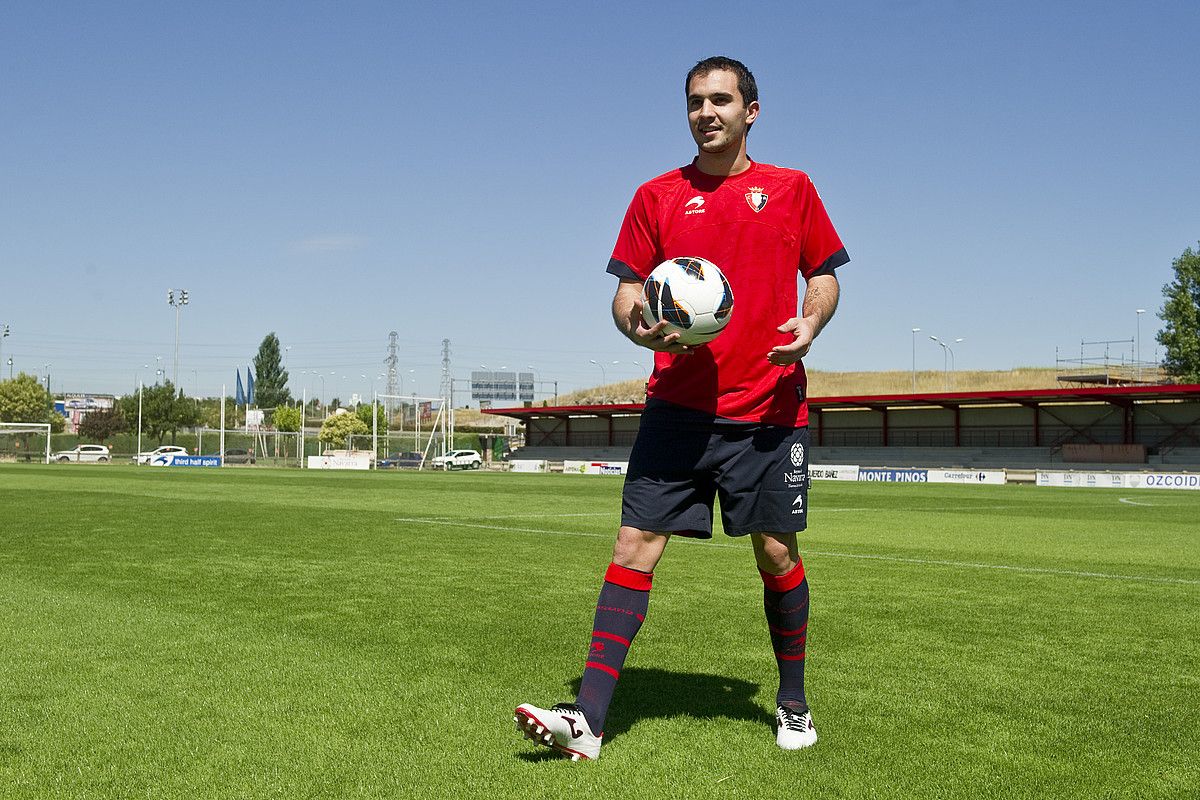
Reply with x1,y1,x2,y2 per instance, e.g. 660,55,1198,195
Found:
616,289,693,355
632,309,693,355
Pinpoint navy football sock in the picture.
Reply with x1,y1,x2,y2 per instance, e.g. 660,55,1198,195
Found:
762,558,809,712
574,562,651,735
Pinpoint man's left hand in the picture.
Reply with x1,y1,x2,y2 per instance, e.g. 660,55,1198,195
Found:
768,317,819,366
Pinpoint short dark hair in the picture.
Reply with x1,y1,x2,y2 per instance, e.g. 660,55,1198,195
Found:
685,56,758,105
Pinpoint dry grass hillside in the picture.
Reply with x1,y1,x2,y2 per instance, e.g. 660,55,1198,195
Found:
456,367,1066,428
551,367,1064,406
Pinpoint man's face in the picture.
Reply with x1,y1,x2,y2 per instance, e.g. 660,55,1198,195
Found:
687,69,759,154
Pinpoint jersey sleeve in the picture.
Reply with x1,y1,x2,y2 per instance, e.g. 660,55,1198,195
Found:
796,176,850,279
606,184,661,281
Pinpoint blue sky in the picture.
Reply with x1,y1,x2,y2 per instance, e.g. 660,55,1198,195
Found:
2,1,1197,403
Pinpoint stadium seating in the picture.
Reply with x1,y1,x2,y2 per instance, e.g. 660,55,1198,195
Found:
508,444,1200,472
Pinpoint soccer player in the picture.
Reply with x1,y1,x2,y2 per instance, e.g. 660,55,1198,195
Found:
515,56,847,760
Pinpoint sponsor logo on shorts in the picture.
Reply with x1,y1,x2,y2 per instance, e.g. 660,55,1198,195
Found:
784,470,807,486
792,494,804,514
789,443,805,467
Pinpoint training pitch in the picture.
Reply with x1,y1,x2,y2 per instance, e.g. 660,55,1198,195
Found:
0,465,1196,798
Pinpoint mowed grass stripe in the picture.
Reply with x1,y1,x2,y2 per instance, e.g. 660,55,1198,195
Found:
1,465,1197,798
396,514,1200,586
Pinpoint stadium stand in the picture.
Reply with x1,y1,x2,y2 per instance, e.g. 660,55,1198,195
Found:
492,385,1200,473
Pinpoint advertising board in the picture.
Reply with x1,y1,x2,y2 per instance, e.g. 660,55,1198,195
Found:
510,459,548,473
1038,471,1200,490
927,469,1006,485
809,464,860,481
858,468,929,482
563,460,629,476
164,455,222,467
307,452,372,470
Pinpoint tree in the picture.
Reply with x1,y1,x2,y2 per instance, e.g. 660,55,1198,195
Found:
355,402,387,432
77,407,127,443
129,381,202,444
272,404,301,433
0,373,62,430
252,333,291,409
170,388,202,443
1158,243,1200,383
318,412,369,449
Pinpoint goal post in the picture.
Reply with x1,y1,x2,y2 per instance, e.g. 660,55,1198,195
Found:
0,422,52,464
373,393,451,469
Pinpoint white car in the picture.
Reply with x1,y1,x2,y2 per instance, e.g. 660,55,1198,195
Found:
133,445,189,465
430,449,483,470
54,444,111,463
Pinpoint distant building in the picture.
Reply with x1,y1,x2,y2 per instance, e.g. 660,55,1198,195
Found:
54,394,117,434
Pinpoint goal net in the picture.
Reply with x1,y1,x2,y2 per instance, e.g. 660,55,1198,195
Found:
372,394,452,468
0,422,52,464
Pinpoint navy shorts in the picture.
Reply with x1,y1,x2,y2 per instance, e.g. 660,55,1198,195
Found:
621,400,811,538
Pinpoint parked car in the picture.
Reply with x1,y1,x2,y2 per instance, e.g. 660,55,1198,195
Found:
221,448,256,464
54,444,110,463
429,449,483,470
377,451,425,469
133,445,189,465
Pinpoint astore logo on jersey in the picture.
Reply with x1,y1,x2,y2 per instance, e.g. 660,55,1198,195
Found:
684,195,706,215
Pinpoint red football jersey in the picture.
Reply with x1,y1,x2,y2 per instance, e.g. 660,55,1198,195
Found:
607,159,848,427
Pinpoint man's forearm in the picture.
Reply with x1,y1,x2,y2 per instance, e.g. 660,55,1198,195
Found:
612,280,643,342
801,274,840,338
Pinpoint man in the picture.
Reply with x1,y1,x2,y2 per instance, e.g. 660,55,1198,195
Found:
515,56,848,760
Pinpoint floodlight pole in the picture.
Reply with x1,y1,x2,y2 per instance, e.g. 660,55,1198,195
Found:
137,381,144,464
1136,309,1145,381
910,328,921,392
946,338,964,389
589,359,608,386
219,386,226,467
929,336,948,391
300,388,306,469
168,289,188,387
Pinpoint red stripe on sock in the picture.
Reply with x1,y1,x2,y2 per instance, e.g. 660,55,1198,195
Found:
776,652,807,661
605,562,653,591
585,661,620,679
768,622,808,637
593,631,631,646
760,558,806,592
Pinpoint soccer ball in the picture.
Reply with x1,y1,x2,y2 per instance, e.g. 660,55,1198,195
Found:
641,257,734,345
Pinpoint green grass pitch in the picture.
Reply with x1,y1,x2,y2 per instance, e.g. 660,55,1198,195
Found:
1,464,1197,798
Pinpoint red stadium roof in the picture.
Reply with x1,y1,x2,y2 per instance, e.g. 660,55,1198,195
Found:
483,384,1200,420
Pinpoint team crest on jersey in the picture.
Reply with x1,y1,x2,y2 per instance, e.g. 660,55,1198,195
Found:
745,186,768,212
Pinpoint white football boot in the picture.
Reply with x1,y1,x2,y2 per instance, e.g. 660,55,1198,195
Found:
514,702,602,761
775,705,818,750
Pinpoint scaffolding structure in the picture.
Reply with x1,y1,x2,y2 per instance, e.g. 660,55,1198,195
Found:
1055,339,1167,387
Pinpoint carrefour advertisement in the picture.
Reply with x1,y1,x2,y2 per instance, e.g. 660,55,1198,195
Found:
927,469,1007,485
